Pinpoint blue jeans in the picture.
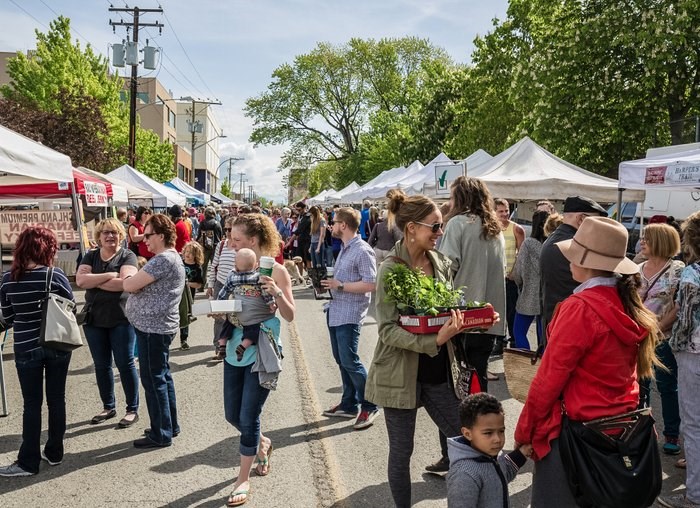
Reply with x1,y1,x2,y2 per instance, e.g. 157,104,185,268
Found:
324,244,334,267
14,347,72,473
513,312,543,350
327,316,376,413
310,241,323,267
223,361,270,456
639,340,680,438
84,323,139,413
135,329,179,445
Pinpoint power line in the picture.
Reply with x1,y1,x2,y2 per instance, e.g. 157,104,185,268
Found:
8,0,50,30
38,0,92,45
161,9,218,101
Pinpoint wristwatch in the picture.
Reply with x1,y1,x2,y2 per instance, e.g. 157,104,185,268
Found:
337,282,345,291
275,290,283,298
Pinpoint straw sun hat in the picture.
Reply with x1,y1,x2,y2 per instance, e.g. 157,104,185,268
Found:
556,217,639,275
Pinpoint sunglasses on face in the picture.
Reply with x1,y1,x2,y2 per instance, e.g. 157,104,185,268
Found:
224,228,232,232
414,221,444,233
143,232,157,239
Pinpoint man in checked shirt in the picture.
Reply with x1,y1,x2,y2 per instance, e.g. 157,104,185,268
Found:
320,207,379,430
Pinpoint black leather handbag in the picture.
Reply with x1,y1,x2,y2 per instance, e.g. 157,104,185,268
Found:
558,407,662,508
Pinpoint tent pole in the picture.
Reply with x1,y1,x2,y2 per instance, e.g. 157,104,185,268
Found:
616,189,623,223
70,183,88,255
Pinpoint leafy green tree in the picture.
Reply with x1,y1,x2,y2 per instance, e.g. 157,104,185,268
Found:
246,37,450,187
2,16,175,179
220,179,233,198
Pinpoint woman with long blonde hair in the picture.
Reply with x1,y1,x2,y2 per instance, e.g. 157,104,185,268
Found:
309,205,327,268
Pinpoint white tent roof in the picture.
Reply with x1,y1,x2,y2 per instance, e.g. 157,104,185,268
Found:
619,149,700,191
325,182,361,203
166,177,210,205
469,137,645,203
418,150,493,196
211,191,234,205
308,188,336,205
76,166,129,204
344,163,413,203
364,154,451,199
106,165,187,208
0,123,73,184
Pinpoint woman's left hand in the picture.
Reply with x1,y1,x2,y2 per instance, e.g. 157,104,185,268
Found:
260,275,280,296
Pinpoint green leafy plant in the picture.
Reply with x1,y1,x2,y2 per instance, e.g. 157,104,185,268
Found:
383,263,465,316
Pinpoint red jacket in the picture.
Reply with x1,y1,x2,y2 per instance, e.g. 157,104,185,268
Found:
173,218,191,253
514,285,648,461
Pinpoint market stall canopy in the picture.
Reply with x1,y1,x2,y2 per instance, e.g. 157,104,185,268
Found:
344,164,409,203
307,188,336,205
76,166,128,204
107,164,186,208
469,137,645,203
362,153,452,200
619,149,700,191
419,150,493,197
211,192,235,205
0,167,112,206
92,170,153,205
165,177,209,205
325,181,361,203
0,123,73,184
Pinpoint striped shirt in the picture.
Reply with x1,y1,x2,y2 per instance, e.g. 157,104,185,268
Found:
207,240,237,287
1,267,74,353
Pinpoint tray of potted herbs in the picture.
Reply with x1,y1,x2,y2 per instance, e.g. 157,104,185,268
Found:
383,263,494,334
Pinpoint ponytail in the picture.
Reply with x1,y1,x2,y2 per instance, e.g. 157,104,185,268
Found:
616,273,662,379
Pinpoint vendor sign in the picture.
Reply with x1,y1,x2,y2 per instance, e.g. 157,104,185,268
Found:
435,161,465,195
644,163,700,187
0,210,93,245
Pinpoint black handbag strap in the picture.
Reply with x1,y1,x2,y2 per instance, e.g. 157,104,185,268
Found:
44,266,54,298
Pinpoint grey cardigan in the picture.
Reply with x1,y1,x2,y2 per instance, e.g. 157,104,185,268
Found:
512,237,543,316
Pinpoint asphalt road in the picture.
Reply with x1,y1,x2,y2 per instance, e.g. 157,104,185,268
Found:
0,286,689,507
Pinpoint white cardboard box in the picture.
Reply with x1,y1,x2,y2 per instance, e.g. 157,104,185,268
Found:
191,299,242,316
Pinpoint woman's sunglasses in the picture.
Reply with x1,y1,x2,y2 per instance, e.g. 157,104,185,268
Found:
413,221,444,233
224,228,232,232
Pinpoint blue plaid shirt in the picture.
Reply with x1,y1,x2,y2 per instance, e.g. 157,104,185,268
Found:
326,235,377,326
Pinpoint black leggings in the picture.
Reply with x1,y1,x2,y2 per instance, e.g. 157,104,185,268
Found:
439,333,496,459
384,382,461,508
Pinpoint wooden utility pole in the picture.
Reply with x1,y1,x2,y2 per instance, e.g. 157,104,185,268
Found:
109,6,163,168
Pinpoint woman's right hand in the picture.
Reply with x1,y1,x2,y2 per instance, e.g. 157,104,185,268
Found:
206,287,213,298
436,309,467,346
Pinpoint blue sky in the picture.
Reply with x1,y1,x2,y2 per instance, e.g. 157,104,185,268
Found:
1,0,510,203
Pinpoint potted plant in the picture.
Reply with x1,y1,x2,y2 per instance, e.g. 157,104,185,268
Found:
383,264,494,334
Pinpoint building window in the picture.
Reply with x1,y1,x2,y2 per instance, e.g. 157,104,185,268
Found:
177,163,185,180
168,109,176,128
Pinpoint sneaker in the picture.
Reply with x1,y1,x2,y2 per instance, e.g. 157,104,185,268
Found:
40,451,62,466
353,408,380,430
490,339,505,357
425,456,450,473
657,494,700,508
322,404,358,419
180,341,190,351
0,462,35,477
663,436,681,455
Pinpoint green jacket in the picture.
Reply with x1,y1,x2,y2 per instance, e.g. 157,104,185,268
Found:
366,240,455,409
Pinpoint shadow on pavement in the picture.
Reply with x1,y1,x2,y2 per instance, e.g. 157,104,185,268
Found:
330,475,447,507
157,478,231,508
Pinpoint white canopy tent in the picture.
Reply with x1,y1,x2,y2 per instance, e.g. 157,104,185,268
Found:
325,182,361,203
619,149,700,191
0,123,73,184
211,191,235,205
107,164,187,208
468,137,645,203
419,149,493,197
166,177,209,205
307,188,336,205
361,153,452,200
100,172,153,206
344,162,423,203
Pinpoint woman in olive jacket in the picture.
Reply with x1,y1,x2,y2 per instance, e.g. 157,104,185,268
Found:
366,189,497,508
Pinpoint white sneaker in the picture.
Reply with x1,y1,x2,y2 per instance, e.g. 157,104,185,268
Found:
0,462,35,477
41,451,61,466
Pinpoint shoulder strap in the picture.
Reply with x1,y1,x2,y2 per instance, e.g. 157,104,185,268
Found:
642,262,673,302
44,267,54,297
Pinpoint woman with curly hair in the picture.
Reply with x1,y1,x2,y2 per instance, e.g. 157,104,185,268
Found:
222,213,295,507
0,227,74,476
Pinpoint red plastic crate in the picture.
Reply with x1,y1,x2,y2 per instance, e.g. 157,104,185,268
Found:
398,306,495,334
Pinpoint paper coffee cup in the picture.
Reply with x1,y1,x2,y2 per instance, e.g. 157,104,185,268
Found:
326,267,334,277
259,256,275,277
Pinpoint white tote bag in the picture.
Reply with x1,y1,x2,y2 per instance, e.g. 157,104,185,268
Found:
39,268,82,351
